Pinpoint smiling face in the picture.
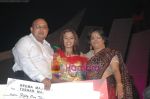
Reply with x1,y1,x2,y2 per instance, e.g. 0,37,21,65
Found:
59,28,79,55
90,31,105,50
30,18,49,43
63,31,75,49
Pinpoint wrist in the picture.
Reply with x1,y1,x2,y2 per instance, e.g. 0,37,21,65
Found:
117,83,123,86
46,78,51,81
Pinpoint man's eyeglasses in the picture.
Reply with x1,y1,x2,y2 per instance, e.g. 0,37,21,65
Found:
34,25,48,29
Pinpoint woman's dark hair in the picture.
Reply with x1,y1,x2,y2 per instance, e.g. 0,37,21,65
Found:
59,27,80,55
88,27,108,47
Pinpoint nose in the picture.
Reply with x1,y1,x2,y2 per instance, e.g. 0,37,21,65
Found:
93,38,98,42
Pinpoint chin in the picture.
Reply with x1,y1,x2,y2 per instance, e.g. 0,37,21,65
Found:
65,46,73,48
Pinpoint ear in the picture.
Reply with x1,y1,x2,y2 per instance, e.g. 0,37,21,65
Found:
102,39,106,46
30,27,33,32
47,27,49,32
90,45,93,50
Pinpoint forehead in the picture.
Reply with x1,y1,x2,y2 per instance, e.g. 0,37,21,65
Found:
91,31,101,36
64,32,74,36
33,19,48,26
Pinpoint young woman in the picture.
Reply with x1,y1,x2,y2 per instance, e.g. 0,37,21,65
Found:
52,27,87,82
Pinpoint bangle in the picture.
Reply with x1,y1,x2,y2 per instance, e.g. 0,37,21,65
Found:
46,78,51,81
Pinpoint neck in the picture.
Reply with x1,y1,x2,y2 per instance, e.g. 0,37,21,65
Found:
65,48,73,56
39,40,43,44
38,38,44,44
93,46,105,55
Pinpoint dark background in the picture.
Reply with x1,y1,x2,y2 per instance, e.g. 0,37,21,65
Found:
0,0,149,52
0,1,150,98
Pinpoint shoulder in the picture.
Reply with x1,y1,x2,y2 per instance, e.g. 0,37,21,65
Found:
105,48,121,55
107,48,123,61
85,50,94,59
111,55,119,63
13,35,34,50
43,40,51,47
16,35,30,44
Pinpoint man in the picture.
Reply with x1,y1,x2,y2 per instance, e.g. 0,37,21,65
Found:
12,18,53,90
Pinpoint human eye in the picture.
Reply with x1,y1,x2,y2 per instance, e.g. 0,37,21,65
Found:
90,36,95,40
70,37,74,40
34,25,48,29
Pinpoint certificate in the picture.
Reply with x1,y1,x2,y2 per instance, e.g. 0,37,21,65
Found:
1,78,108,99
44,79,108,99
3,78,44,99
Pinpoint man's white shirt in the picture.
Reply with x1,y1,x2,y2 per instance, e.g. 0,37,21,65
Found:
12,33,54,82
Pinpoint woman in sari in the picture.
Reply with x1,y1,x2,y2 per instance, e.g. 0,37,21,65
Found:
86,28,134,99
52,27,87,82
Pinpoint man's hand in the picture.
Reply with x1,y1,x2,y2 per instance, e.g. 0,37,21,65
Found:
42,78,51,90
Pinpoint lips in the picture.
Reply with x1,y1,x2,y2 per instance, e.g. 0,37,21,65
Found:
65,42,73,47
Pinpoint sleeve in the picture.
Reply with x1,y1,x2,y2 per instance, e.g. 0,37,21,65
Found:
14,38,46,82
110,55,119,64
85,50,94,59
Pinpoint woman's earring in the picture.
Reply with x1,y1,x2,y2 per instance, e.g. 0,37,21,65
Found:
90,45,92,50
